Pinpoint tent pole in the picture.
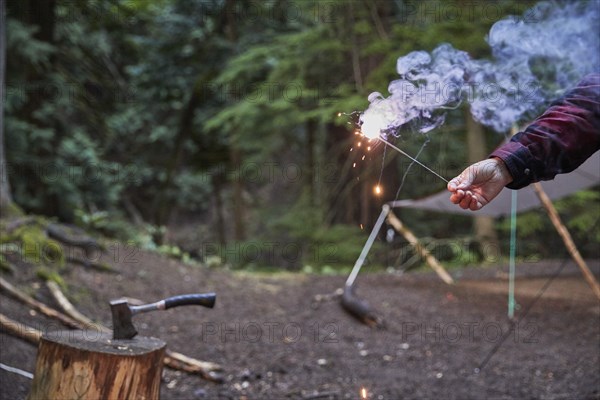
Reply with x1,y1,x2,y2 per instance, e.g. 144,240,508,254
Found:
345,204,390,288
532,182,600,300
508,190,518,319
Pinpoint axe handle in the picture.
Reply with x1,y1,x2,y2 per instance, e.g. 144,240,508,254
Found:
130,293,216,316
164,293,216,309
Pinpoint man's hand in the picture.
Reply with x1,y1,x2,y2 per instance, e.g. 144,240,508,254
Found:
447,157,513,211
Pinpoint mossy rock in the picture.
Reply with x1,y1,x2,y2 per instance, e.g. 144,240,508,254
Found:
3,220,66,270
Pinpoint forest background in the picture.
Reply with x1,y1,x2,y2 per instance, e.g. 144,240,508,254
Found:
2,0,598,275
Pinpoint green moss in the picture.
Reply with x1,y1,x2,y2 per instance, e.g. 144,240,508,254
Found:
35,267,67,289
14,224,65,268
0,202,25,219
0,258,15,273
0,218,66,275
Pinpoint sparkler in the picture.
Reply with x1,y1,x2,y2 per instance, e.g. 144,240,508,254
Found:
377,136,448,183
360,113,448,183
339,110,448,199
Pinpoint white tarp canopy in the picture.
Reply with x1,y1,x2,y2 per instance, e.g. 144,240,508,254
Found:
389,151,600,217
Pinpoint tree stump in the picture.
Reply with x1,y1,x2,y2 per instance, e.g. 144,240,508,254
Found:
28,330,166,400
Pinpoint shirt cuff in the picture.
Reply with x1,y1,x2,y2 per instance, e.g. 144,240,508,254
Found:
490,142,534,189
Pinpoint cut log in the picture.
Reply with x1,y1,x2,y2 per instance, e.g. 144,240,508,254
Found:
28,330,166,400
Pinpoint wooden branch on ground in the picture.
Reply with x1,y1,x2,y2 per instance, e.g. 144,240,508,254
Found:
0,277,83,330
164,350,224,382
387,210,454,285
45,281,110,333
312,288,343,309
0,313,42,344
533,183,600,300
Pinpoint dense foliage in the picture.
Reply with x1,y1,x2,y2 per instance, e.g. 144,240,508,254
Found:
4,0,598,271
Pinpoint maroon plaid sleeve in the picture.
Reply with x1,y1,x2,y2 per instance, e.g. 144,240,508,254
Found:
490,73,600,189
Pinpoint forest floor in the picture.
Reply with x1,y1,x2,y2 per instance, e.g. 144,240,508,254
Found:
1,248,599,400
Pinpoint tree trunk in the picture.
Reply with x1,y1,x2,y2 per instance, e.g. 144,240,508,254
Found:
323,121,372,225
306,119,317,204
155,90,201,226
212,173,227,246
222,0,246,242
28,330,166,400
465,108,498,259
0,0,11,215
6,0,56,217
230,147,245,241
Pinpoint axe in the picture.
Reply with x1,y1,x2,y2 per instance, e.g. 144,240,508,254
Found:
110,293,216,339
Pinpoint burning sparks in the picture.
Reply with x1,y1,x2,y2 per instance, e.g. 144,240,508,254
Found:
360,387,368,399
355,123,449,184
341,109,447,190
360,109,388,140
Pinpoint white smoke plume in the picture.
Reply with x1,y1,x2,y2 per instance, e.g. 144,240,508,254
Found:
360,1,600,138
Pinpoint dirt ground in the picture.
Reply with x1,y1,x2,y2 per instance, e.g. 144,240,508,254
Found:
1,249,599,400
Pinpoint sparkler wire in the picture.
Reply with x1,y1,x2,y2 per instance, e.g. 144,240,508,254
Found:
377,137,448,183
394,138,430,201
376,145,386,191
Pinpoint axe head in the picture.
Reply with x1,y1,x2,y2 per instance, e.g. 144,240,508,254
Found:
110,299,137,340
